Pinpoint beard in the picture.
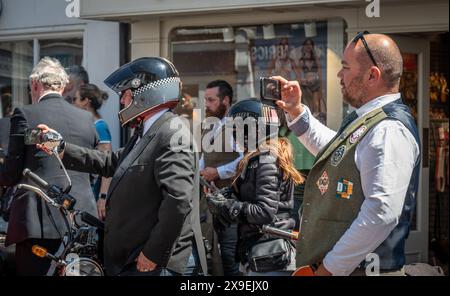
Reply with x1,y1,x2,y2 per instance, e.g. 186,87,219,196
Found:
206,101,228,119
341,75,367,109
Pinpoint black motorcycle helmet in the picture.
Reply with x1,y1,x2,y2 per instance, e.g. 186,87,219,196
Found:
226,98,280,151
104,57,181,127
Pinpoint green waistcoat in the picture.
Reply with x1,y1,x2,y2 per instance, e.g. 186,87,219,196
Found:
296,107,389,267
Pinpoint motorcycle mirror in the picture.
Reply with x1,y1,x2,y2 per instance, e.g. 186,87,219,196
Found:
51,147,72,194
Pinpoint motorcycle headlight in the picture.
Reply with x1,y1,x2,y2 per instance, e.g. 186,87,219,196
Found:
63,257,104,276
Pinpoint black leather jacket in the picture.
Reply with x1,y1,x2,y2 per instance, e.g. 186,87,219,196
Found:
230,151,295,263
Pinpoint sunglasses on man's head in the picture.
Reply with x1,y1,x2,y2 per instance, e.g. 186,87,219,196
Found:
352,31,378,68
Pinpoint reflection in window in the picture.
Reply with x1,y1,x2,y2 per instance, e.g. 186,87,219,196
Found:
0,37,83,118
40,38,83,68
0,41,34,116
171,22,328,124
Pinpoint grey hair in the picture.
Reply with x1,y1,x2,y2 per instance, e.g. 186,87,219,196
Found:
29,57,69,91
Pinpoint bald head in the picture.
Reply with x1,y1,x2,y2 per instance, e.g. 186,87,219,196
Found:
354,34,403,90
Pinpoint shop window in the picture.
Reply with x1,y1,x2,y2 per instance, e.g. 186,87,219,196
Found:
39,38,83,68
0,41,33,117
170,22,335,125
0,37,83,118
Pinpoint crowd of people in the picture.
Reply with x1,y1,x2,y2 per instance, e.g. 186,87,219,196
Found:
0,32,420,277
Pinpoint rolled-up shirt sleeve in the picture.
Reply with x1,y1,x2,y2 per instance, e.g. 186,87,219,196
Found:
322,120,420,275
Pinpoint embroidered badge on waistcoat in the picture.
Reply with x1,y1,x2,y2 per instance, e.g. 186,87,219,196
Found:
316,170,330,195
336,178,354,199
349,125,367,144
331,145,346,167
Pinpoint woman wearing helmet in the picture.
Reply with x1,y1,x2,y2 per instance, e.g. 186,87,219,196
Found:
207,98,304,276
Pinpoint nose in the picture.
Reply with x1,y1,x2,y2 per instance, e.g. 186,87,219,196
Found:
337,69,343,79
120,92,131,106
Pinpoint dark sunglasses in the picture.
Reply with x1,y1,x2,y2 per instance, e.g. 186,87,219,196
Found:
352,31,378,68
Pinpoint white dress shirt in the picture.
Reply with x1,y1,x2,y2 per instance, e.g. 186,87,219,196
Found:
288,93,420,275
199,117,244,179
134,108,169,146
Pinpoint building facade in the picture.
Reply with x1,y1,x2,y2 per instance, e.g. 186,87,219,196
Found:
79,0,449,267
1,0,448,269
0,0,122,149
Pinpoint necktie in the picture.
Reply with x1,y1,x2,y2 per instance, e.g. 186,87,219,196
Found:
132,123,144,147
119,123,144,163
135,123,144,139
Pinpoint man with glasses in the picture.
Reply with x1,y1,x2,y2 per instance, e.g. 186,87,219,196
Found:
274,32,420,276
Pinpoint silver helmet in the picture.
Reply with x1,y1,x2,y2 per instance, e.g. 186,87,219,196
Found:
104,57,181,127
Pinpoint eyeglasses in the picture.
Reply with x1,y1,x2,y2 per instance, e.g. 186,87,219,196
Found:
352,31,378,68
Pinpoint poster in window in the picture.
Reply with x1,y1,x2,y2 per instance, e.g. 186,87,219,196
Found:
250,22,328,124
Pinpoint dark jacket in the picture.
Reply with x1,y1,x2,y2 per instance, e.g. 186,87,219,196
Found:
232,151,295,262
62,111,207,276
0,117,10,153
0,94,98,246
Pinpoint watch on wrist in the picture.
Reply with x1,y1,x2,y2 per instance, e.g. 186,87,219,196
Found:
99,193,107,200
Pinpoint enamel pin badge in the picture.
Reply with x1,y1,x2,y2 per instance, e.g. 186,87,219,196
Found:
316,170,330,195
336,178,354,199
349,125,367,144
331,145,346,167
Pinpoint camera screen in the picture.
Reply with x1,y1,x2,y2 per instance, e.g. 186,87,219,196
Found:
261,78,281,100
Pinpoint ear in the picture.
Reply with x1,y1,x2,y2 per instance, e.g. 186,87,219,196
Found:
368,66,382,85
223,96,231,107
31,79,39,92
82,97,90,107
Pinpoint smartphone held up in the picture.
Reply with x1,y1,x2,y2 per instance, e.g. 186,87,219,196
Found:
259,77,281,107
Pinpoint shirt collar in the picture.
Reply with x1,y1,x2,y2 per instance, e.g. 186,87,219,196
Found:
142,108,169,136
217,116,226,129
37,91,61,103
355,93,401,118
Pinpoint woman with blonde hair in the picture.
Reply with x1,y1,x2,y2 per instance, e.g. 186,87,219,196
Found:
207,98,304,276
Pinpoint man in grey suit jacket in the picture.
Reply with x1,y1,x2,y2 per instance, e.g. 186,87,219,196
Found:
0,57,98,275
38,57,207,276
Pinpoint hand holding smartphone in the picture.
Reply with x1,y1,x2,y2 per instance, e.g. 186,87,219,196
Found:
24,127,64,153
259,77,281,107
